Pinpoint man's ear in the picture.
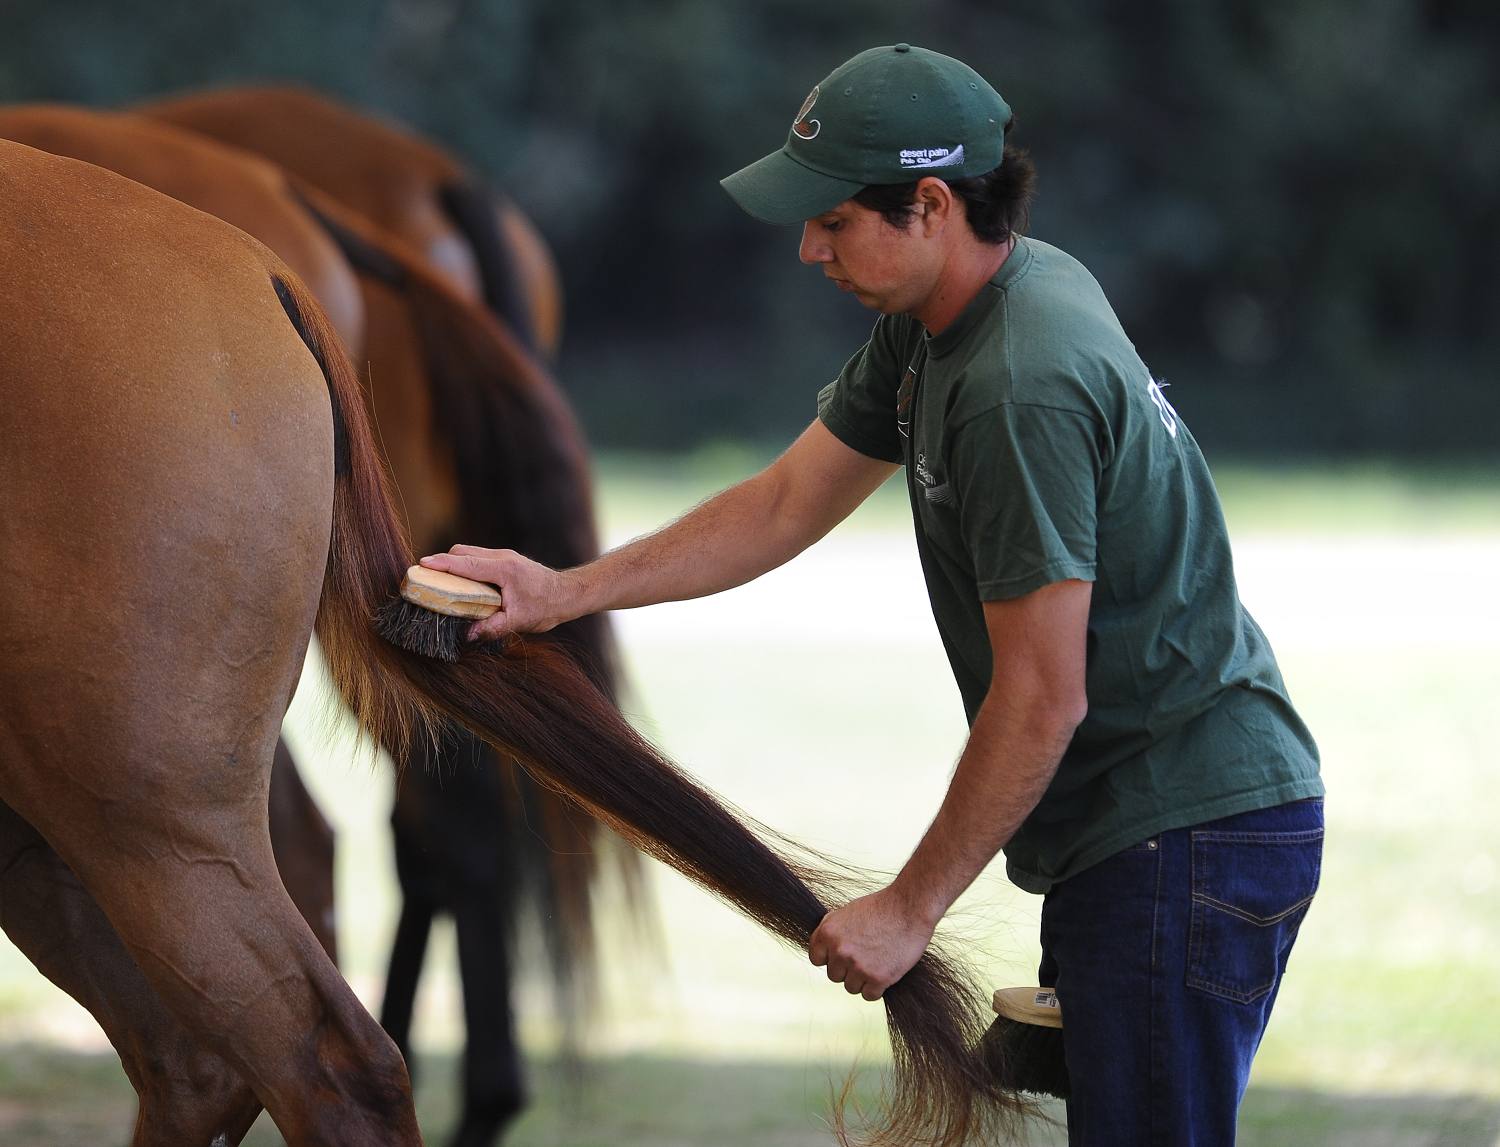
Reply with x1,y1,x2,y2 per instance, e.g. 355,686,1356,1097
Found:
913,176,957,236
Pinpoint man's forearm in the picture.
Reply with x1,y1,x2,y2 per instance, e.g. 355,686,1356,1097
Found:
890,683,1082,927
563,467,810,615
806,581,1091,1000
427,420,898,640
562,423,898,619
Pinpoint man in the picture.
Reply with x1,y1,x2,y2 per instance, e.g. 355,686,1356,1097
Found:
424,45,1324,1144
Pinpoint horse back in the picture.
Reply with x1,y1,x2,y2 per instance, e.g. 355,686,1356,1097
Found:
0,103,364,354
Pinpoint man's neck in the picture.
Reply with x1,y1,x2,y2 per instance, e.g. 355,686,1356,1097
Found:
915,236,1016,335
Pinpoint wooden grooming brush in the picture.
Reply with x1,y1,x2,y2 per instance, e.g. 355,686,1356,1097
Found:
377,565,503,661
979,986,1069,1099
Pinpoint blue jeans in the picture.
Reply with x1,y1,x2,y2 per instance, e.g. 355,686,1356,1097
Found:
1038,799,1324,1145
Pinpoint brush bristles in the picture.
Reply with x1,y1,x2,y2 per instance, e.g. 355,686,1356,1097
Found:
376,597,471,662
978,1015,1070,1100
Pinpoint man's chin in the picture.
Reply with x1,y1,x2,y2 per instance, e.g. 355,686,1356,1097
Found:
826,279,896,314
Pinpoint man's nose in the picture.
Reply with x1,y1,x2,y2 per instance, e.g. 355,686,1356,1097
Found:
799,223,831,265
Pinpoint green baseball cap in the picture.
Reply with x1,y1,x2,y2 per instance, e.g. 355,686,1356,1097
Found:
722,44,1013,225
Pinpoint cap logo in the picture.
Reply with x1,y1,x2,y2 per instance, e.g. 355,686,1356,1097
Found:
899,144,965,169
792,86,821,140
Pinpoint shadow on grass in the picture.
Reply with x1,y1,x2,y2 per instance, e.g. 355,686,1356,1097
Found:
1,1044,1496,1146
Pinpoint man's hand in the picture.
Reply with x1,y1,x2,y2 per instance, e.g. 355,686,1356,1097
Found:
419,546,580,641
808,886,937,1002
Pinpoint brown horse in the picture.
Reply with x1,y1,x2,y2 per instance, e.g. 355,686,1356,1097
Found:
0,104,345,970
140,84,564,360
2,136,1033,1147
0,102,617,1145
0,137,418,1144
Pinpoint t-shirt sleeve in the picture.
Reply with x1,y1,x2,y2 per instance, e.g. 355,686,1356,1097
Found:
949,403,1102,600
815,315,911,464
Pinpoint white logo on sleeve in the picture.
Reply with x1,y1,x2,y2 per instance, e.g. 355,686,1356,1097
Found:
1147,379,1179,438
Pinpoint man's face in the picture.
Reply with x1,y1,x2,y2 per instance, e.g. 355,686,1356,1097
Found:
798,199,941,316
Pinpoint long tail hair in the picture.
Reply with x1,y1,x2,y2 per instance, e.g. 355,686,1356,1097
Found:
288,180,628,1002
275,270,1034,1147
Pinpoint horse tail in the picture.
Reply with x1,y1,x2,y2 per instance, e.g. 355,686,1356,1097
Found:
290,182,613,692
270,271,435,759
283,183,626,1010
274,269,1035,1147
435,178,540,356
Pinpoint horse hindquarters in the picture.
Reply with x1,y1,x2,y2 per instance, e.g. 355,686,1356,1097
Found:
0,143,420,1145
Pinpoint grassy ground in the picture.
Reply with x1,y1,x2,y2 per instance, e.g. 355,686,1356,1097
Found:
3,1047,1495,1146
1,456,1497,1144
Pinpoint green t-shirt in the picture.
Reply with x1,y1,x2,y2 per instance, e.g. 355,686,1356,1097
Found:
817,236,1322,894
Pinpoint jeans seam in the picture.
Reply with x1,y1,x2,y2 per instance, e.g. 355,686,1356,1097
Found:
1185,972,1278,1004
1183,904,1308,1004
1190,827,1325,845
1191,891,1316,927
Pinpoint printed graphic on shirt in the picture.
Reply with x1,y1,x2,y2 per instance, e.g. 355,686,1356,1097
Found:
915,451,955,505
1147,378,1179,438
896,362,917,439
915,451,936,487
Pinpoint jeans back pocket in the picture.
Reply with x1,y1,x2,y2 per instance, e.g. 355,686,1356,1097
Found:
1187,809,1323,1004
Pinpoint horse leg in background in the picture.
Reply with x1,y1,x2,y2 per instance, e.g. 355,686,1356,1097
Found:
380,733,442,1085
0,799,264,1146
451,877,525,1147
268,737,338,962
379,865,436,1083
382,729,529,1146
438,736,529,1147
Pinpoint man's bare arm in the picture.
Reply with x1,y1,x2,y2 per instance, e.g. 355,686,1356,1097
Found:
421,419,899,638
809,579,1092,999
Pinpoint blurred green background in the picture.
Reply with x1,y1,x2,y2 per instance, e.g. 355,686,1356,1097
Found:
1,2,1498,1145
3,0,1498,455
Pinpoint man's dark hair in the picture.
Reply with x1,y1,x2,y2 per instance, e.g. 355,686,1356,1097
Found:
853,142,1037,244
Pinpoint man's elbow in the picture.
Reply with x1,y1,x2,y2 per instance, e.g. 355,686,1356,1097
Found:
1044,688,1088,740
1018,684,1087,743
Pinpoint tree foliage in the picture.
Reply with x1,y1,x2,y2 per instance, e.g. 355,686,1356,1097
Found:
2,0,1494,454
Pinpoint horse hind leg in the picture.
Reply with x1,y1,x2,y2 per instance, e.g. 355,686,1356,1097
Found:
3,719,421,1146
0,799,263,1146
0,742,346,1144
61,790,420,1145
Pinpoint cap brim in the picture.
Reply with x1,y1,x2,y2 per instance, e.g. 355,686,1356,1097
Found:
720,148,865,226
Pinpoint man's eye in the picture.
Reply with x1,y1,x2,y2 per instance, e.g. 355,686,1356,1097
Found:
824,220,842,233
